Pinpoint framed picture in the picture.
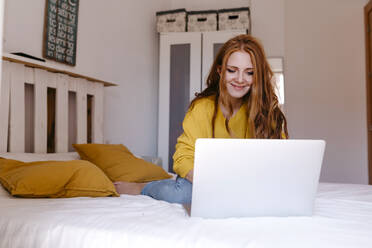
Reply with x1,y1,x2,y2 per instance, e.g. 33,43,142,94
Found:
43,0,79,66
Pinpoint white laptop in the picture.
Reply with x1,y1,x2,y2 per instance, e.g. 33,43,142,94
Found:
191,138,326,218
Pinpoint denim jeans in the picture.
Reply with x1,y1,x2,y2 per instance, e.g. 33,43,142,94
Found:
141,176,192,204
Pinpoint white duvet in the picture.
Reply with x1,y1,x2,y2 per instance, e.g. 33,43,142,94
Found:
0,183,372,248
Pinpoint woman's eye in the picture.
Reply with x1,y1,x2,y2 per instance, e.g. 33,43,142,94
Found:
247,71,254,76
227,68,236,73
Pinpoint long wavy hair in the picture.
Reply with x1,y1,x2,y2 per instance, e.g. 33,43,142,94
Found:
190,34,288,139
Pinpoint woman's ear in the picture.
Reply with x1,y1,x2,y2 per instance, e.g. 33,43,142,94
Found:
217,66,222,76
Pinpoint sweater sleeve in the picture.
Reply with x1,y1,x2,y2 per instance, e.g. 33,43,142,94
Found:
172,102,210,178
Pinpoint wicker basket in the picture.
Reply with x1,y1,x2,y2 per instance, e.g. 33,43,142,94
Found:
156,9,187,33
187,10,217,32
218,7,250,32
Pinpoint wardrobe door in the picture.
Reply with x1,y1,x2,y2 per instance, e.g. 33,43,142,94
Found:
158,32,202,172
201,30,247,91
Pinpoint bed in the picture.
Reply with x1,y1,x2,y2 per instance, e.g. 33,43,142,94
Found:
0,56,372,248
0,175,372,248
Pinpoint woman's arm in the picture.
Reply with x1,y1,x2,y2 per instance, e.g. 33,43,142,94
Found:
173,100,212,179
172,111,200,178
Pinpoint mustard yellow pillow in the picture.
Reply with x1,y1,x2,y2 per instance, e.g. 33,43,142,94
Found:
0,158,119,198
73,144,171,183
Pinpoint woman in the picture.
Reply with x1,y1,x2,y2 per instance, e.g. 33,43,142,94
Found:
115,34,288,204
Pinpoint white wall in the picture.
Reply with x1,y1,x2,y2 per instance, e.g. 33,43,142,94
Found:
3,0,170,156
170,0,249,11
285,0,369,184
0,0,3,85
251,0,285,57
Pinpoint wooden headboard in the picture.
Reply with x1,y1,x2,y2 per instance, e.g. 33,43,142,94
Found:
0,53,115,153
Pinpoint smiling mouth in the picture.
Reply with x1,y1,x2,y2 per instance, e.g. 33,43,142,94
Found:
229,83,249,90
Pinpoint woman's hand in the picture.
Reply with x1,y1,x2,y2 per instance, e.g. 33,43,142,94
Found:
185,169,194,183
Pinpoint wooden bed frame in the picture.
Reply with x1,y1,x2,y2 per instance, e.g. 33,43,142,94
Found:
0,53,114,153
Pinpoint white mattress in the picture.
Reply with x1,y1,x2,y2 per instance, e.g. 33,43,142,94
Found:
0,183,372,248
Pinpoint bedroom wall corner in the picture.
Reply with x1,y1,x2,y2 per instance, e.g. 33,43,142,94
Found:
0,0,3,87
284,0,369,184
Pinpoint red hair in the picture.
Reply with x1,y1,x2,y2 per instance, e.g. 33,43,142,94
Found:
190,34,288,139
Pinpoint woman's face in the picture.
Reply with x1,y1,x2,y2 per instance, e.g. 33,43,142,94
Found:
224,50,254,99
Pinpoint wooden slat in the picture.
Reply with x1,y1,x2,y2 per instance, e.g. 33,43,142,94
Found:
46,71,57,88
24,66,35,84
76,78,88,144
2,53,117,87
33,69,48,153
55,74,69,152
68,75,77,92
0,61,11,152
87,84,95,95
9,62,26,152
92,83,104,143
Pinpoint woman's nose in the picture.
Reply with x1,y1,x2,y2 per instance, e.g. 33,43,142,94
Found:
237,72,244,83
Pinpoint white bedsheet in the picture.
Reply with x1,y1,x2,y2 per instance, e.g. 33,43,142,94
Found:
0,183,371,248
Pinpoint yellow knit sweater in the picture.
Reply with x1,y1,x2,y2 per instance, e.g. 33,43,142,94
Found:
172,96,253,177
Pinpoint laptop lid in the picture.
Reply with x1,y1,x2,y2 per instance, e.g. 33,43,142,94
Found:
191,138,325,218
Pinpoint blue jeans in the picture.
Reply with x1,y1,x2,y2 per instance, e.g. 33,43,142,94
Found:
141,176,192,204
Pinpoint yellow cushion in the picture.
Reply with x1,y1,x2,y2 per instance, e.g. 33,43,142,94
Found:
73,144,171,183
0,158,119,198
